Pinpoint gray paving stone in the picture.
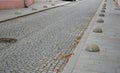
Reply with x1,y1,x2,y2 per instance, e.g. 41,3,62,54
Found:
0,0,103,73
63,0,120,73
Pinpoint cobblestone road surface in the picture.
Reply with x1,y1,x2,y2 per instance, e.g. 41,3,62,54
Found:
0,0,102,73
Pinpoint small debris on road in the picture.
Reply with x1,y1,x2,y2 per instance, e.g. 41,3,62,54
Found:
0,38,17,43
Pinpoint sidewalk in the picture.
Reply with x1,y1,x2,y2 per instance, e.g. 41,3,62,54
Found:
62,0,120,73
0,1,71,23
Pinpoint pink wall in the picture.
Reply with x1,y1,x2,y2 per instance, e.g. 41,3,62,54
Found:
118,0,120,6
26,0,35,6
0,0,35,10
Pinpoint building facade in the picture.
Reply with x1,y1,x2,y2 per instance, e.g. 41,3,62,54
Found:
0,0,35,9
118,0,120,6
114,0,120,6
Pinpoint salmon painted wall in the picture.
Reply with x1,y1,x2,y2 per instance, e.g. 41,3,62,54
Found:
118,0,120,6
0,0,35,10
26,0,35,6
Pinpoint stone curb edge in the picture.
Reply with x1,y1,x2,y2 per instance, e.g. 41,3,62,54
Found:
0,2,72,23
62,0,105,73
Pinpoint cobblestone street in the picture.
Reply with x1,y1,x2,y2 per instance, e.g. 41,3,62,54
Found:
0,0,102,73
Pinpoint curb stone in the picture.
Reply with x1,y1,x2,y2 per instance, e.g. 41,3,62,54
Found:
0,2,71,23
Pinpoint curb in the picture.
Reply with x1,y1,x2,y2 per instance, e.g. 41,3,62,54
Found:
0,2,72,23
62,0,104,73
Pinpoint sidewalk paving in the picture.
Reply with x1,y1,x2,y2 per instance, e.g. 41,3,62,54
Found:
0,1,71,23
62,0,120,73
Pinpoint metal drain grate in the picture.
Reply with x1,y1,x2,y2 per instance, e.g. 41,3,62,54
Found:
0,38,17,43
